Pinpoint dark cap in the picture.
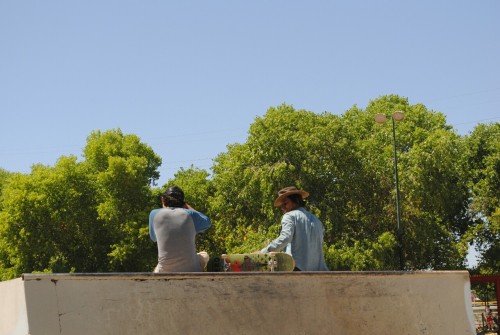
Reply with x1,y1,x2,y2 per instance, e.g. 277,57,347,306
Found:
164,186,185,202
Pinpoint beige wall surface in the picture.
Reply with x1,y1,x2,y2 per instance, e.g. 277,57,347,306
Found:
1,271,475,335
0,278,28,335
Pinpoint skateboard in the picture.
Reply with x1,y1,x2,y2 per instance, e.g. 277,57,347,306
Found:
207,252,295,272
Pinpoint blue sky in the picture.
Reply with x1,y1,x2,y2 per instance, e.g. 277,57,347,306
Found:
1,1,497,266
1,1,499,184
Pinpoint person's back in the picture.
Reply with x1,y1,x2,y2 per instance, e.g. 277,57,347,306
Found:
260,186,329,271
154,207,201,272
149,186,211,272
285,208,328,271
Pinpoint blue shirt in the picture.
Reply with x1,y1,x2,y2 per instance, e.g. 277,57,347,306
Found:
261,207,329,271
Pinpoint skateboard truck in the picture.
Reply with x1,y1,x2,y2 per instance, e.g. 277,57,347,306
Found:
268,252,281,271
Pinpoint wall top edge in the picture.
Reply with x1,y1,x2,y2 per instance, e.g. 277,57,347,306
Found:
20,270,470,282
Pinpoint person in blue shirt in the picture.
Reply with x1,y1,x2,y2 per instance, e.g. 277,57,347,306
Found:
149,186,211,272
260,186,329,271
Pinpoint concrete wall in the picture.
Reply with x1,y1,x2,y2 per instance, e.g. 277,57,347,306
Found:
1,271,475,335
0,278,28,335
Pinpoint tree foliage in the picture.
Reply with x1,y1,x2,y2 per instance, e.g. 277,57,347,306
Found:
464,123,500,273
0,129,161,279
0,97,498,279
209,96,477,270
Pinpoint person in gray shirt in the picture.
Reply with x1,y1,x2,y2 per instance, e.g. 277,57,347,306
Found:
260,186,329,271
149,186,211,272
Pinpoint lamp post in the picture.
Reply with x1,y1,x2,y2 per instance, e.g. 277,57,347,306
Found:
375,111,404,270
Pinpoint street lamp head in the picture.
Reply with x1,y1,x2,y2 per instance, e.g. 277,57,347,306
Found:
393,111,405,121
374,113,387,124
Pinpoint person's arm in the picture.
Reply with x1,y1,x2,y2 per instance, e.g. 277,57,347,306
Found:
148,209,161,242
260,214,295,253
185,206,211,233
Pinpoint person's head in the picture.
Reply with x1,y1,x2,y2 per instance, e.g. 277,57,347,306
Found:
273,186,309,213
162,186,185,208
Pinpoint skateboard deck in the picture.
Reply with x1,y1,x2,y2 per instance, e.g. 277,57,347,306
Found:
208,252,294,272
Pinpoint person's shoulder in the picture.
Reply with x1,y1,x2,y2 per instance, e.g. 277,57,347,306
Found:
284,208,306,217
184,208,207,217
149,208,162,217
293,207,309,214
293,208,321,221
154,207,186,215
172,207,195,218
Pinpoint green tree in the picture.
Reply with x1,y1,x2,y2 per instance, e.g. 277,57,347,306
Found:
82,129,162,271
0,157,104,279
2,98,494,278
210,97,473,270
0,129,162,279
211,104,345,254
332,96,472,270
465,123,500,273
0,168,13,210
